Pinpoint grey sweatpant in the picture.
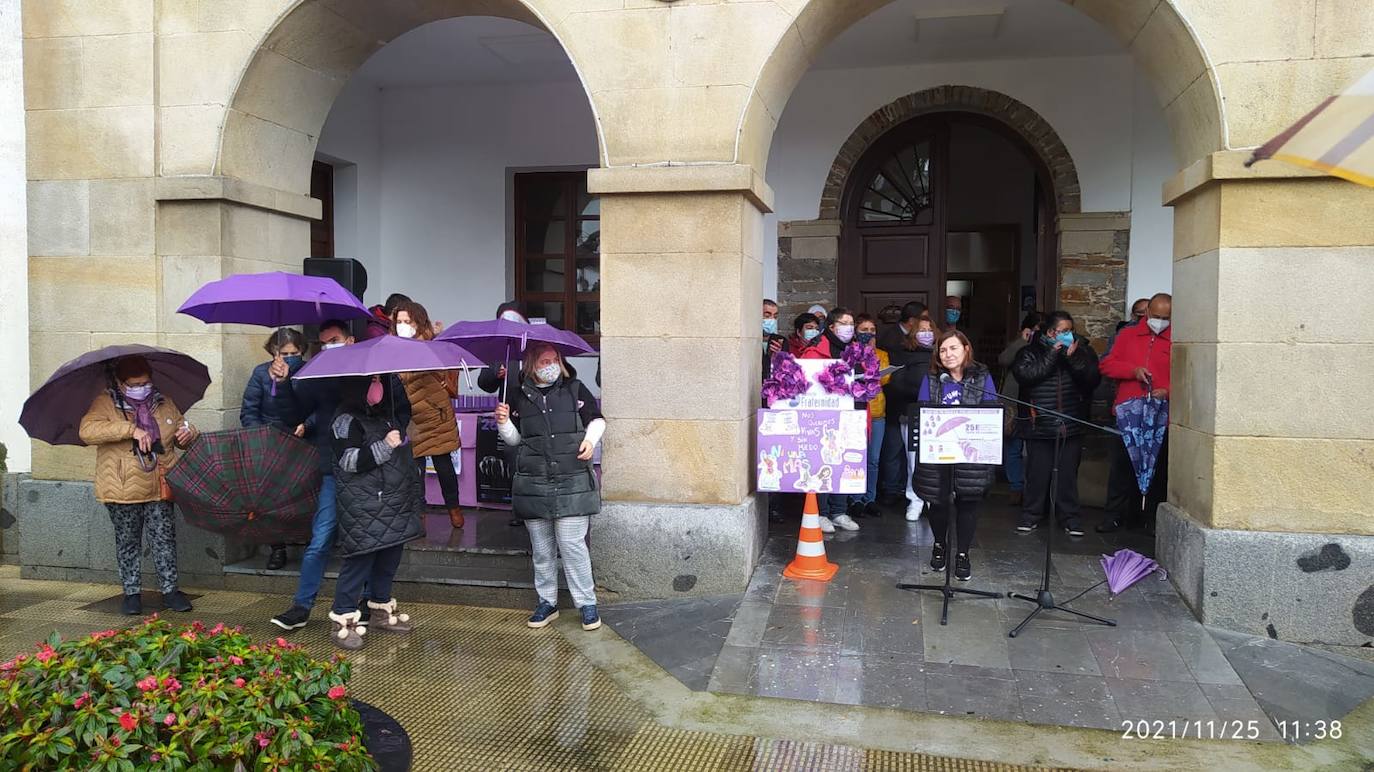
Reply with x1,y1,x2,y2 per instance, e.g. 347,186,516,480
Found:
525,516,596,609
106,501,179,595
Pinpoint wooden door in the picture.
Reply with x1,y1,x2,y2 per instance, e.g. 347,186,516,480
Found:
310,161,334,258
840,121,947,316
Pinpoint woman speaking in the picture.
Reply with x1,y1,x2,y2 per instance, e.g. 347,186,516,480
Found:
911,330,999,582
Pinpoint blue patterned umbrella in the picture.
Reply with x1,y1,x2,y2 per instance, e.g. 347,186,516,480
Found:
1116,395,1169,495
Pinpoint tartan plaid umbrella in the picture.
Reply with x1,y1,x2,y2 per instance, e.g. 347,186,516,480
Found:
166,425,322,544
1248,66,1374,187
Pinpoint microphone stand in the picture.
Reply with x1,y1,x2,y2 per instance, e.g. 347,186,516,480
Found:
896,377,1001,626
962,379,1122,638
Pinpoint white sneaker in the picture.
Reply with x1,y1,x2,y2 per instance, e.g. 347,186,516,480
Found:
818,516,836,533
832,514,860,531
905,500,924,522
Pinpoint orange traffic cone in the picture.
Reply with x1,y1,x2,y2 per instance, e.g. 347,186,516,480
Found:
783,492,838,582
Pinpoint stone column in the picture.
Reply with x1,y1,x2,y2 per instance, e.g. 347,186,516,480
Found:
1160,153,1374,646
588,165,772,598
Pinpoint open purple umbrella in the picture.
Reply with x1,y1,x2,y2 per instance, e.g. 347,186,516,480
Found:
20,344,210,446
292,335,479,380
177,271,370,327
1100,548,1163,596
434,318,595,363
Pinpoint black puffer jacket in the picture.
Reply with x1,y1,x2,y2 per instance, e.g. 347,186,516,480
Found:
241,361,306,431
1011,336,1101,439
511,379,600,520
910,364,998,502
332,411,424,557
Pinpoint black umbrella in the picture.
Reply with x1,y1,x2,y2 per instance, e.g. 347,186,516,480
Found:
19,344,211,446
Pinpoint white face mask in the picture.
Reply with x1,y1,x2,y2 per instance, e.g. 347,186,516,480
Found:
1147,318,1170,335
122,383,152,401
395,323,417,339
834,324,855,344
500,311,527,324
535,363,561,384
321,342,345,351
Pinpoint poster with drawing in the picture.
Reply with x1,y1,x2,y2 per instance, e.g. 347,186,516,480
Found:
916,405,1004,465
756,409,868,494
476,413,513,504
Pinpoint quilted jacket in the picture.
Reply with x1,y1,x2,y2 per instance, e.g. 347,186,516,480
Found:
79,392,197,504
398,370,458,457
333,411,424,557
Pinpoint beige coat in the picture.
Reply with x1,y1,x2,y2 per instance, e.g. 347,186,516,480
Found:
79,393,197,504
399,370,459,457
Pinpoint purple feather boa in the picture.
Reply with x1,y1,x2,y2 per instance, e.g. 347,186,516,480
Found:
842,343,882,401
761,351,808,405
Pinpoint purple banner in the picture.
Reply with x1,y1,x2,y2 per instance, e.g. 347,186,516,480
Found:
756,409,867,495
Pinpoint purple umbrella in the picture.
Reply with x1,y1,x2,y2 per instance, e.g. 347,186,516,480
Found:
292,335,479,380
20,344,211,447
433,318,595,363
176,271,370,327
1100,548,1163,596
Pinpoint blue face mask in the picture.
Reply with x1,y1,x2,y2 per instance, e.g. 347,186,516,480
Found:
762,318,778,336
856,332,876,345
283,355,303,369
1052,331,1075,348
945,309,961,324
803,328,821,341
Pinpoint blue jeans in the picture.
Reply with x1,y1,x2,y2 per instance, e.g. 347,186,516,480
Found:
861,418,887,504
293,474,337,609
1005,435,1026,492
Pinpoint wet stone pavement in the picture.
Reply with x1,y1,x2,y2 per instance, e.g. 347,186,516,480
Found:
601,497,1374,743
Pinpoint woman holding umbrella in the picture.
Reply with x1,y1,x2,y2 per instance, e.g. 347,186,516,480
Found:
494,342,605,632
392,301,464,530
241,328,308,569
79,356,199,615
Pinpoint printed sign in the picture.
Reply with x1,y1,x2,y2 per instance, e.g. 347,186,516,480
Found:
917,406,1005,465
475,413,512,504
757,409,868,494
768,359,856,411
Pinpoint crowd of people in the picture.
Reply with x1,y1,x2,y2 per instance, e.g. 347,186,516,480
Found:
762,291,1174,580
78,296,607,647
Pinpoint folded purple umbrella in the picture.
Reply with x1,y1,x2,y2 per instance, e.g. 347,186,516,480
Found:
20,344,210,447
433,318,596,363
177,271,370,327
1100,548,1163,596
292,335,479,380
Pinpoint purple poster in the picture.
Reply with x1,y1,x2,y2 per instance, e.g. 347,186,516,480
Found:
756,409,868,495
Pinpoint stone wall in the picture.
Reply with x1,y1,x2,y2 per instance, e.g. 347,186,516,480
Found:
1058,212,1131,341
776,219,840,318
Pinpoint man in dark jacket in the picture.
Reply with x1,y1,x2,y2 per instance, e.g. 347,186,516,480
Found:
761,299,788,378
1012,311,1101,536
269,320,411,632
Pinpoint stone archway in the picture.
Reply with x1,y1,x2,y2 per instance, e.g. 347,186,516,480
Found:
778,86,1129,340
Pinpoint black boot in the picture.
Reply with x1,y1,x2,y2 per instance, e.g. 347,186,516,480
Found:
121,593,142,616
266,545,288,570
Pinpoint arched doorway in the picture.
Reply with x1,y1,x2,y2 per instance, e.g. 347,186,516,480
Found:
839,110,1058,364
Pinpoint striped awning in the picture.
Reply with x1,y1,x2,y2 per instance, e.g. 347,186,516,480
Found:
1248,67,1374,188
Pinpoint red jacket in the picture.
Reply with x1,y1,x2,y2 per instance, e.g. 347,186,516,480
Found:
1099,318,1171,409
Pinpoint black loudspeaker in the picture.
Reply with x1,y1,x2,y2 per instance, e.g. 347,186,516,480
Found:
304,257,370,341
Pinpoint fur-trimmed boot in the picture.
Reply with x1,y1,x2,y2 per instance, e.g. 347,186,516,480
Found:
366,599,413,634
328,610,367,651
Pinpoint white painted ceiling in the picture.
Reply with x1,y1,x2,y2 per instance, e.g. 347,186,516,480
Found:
812,0,1124,69
354,0,1123,88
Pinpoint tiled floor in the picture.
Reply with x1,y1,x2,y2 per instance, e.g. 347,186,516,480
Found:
603,497,1374,743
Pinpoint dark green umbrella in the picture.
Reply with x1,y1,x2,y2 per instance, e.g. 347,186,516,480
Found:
166,425,321,544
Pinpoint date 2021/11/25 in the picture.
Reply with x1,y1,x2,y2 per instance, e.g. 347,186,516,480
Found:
1121,719,1342,741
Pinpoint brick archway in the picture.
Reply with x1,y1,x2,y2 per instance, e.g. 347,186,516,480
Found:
818,86,1081,220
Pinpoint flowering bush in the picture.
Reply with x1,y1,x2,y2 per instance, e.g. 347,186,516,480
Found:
0,617,378,771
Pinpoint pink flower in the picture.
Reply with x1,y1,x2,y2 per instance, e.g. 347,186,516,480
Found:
228,655,244,666
276,637,289,648
233,677,246,687
90,629,118,641
164,713,177,726
150,754,160,762
210,623,225,635
35,645,56,663
161,677,182,693
180,630,198,642
191,621,206,632
327,685,346,700
74,692,90,709
119,711,138,731
256,732,271,748
136,675,158,692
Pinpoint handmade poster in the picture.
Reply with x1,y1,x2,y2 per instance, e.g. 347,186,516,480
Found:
475,413,513,504
916,405,1004,465
757,409,867,494
768,359,856,411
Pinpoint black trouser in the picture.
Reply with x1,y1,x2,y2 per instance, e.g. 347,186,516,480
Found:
878,412,909,497
1103,432,1169,526
1022,434,1084,527
416,452,460,508
928,496,979,554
